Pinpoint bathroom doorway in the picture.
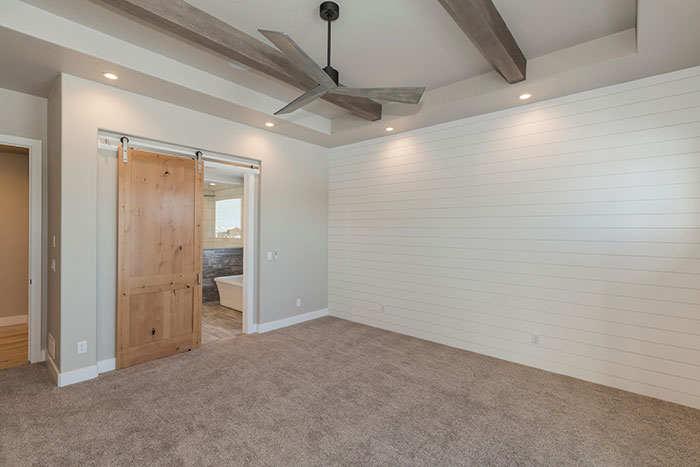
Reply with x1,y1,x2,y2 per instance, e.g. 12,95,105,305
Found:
201,155,258,344
201,177,244,344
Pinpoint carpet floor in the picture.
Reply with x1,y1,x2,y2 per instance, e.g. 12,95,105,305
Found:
1,316,699,466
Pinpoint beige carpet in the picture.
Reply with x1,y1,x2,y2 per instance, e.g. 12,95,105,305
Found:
1,317,699,466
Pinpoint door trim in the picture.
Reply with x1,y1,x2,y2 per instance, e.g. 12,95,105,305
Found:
242,172,257,334
0,134,43,364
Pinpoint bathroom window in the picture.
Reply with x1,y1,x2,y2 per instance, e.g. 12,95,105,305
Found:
215,198,242,239
203,181,243,249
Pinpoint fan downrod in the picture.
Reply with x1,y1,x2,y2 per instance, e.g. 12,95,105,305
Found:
320,2,340,85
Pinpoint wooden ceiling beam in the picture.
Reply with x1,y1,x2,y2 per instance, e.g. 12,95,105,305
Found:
98,0,382,121
438,0,526,83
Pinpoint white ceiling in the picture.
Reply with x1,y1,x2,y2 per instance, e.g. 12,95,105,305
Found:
186,0,488,91
187,0,636,90
10,0,636,120
4,0,700,147
493,0,636,58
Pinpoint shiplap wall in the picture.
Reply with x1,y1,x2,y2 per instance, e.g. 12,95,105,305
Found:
328,66,700,409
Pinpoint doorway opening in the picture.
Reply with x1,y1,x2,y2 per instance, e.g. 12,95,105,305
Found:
201,157,258,340
201,175,245,344
0,136,42,370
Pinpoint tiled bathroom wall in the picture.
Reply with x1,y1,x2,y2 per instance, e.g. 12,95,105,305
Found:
202,248,243,302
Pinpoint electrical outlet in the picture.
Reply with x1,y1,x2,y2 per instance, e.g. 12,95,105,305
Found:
296,298,302,307
381,303,387,312
77,341,88,354
530,333,540,345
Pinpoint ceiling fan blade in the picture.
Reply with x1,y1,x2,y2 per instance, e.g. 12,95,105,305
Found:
328,87,425,104
258,29,337,89
275,85,329,115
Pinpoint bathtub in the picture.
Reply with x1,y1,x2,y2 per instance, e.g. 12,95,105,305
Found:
214,275,243,311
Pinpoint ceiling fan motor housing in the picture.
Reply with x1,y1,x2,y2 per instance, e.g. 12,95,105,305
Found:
320,2,340,21
323,66,339,86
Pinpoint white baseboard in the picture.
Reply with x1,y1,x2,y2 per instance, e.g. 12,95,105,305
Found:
97,358,116,374
42,309,329,386
0,314,27,326
46,357,98,387
257,308,328,333
43,308,328,385
56,365,98,387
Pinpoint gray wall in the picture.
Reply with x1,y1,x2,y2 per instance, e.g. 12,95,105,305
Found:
55,74,328,369
47,79,61,365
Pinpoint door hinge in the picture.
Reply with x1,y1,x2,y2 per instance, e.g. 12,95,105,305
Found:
195,150,202,173
120,136,129,163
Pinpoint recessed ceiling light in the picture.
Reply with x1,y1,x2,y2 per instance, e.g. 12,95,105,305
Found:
519,93,532,100
210,182,216,186
265,122,275,127
385,127,394,132
102,72,118,80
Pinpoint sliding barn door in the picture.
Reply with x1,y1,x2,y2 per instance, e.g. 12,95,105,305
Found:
117,148,202,369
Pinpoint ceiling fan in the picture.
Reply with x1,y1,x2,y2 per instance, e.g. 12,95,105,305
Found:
259,1,426,116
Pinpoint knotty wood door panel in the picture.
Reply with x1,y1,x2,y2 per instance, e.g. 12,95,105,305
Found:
118,148,202,369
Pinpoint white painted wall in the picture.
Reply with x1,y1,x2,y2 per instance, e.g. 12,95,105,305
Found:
56,74,327,371
329,66,700,409
0,87,48,353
